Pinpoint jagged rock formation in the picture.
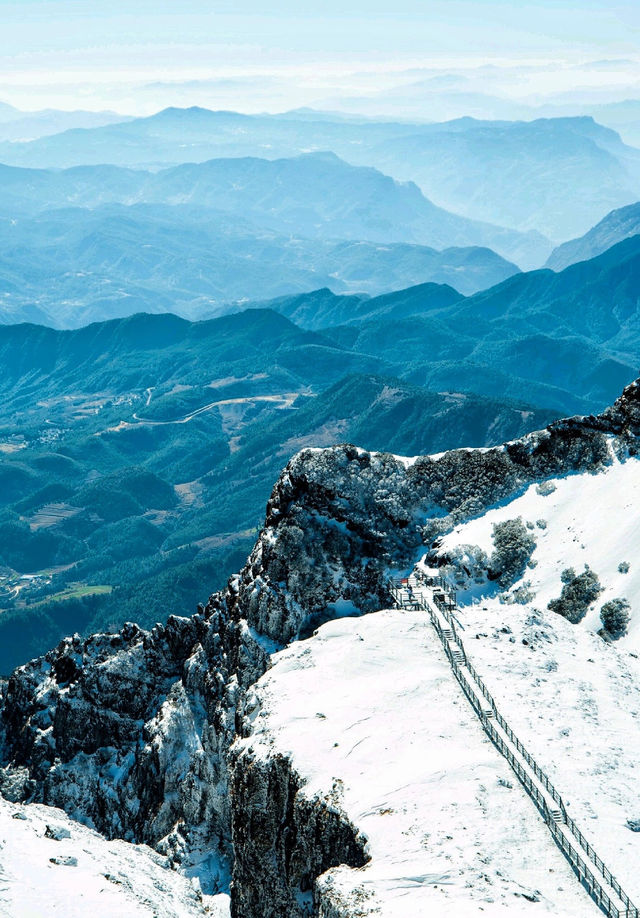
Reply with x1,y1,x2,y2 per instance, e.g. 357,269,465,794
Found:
0,612,268,883
229,750,367,918
0,378,639,912
235,379,639,645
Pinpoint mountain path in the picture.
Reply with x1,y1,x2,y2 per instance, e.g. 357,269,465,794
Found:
390,573,638,918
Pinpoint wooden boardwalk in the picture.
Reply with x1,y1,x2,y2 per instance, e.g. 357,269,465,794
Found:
389,573,639,918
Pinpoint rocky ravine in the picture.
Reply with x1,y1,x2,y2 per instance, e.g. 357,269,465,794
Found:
0,379,639,915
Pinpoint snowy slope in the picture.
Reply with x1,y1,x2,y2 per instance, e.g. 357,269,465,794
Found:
235,610,596,917
435,448,640,648
0,796,230,918
425,449,640,903
3,383,640,916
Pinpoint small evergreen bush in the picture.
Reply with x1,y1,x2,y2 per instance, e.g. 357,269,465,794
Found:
548,565,602,623
489,518,536,588
600,598,631,639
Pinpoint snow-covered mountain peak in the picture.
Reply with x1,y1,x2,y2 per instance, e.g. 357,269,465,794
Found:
2,377,640,915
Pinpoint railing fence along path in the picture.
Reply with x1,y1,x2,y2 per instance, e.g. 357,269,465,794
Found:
389,574,639,918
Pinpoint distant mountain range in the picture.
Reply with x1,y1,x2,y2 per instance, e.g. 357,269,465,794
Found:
0,151,551,328
359,116,640,242
0,201,519,328
0,100,130,141
256,282,463,330
139,152,546,263
260,234,640,413
546,200,640,270
0,151,545,267
1,201,637,409
0,106,637,243
321,83,640,146
0,106,429,169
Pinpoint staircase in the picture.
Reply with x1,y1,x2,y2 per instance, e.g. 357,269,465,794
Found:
388,573,639,918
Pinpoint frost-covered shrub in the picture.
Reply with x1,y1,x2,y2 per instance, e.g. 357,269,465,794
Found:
548,565,602,624
618,561,630,574
600,598,631,639
536,480,557,496
489,518,536,588
536,519,547,530
500,584,536,605
421,516,452,546
439,543,489,589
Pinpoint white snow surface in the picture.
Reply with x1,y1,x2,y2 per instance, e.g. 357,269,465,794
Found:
0,796,230,918
239,610,597,917
425,451,640,904
437,450,640,647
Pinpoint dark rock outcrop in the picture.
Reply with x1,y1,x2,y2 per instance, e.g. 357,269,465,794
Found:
229,750,368,918
0,608,268,880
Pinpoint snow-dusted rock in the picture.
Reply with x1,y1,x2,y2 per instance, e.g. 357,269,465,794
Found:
0,612,267,890
0,795,229,917
233,380,633,645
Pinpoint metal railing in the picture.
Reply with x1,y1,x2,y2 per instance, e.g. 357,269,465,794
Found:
388,574,639,918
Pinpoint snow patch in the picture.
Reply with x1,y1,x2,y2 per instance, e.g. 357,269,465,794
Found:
239,610,596,916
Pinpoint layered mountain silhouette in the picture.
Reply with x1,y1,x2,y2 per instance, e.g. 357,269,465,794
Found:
360,116,640,241
1,106,637,244
0,151,542,266
547,200,640,270
263,234,640,412
0,202,521,327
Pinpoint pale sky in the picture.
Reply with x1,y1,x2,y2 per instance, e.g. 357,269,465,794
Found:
1,1,639,114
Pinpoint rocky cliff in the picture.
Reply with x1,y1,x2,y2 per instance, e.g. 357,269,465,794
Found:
1,379,639,913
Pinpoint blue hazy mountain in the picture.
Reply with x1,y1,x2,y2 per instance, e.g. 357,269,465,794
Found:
271,235,640,412
0,152,543,267
256,282,463,330
0,151,536,328
546,201,640,271
0,106,422,168
143,152,533,252
0,109,130,142
0,107,637,246
0,202,520,328
360,116,640,242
